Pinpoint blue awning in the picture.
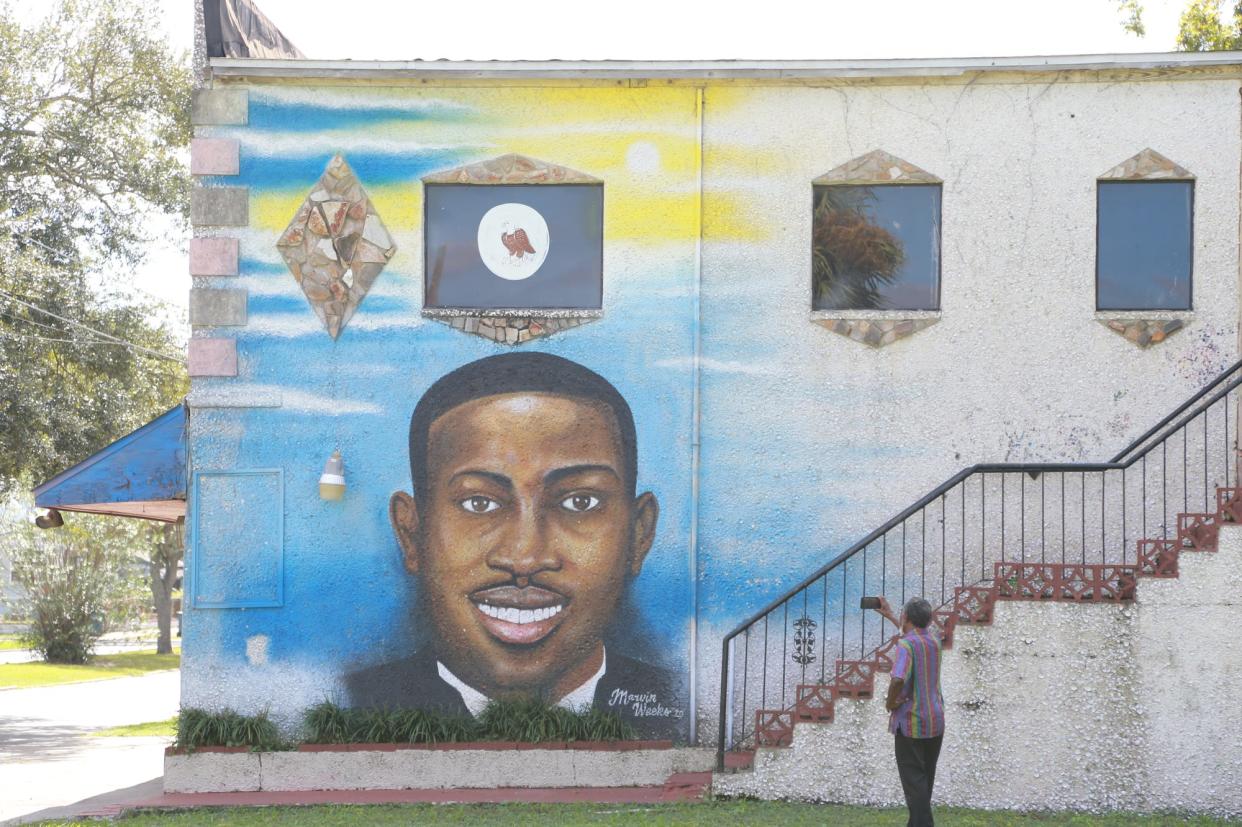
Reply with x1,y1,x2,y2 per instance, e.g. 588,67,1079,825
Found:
32,405,187,523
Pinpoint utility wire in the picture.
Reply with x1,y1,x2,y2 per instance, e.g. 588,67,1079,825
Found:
0,288,186,365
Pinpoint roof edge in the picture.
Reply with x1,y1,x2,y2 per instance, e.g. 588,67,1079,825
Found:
208,51,1242,81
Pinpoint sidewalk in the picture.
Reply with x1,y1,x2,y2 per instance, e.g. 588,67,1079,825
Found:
0,671,178,824
10,772,712,823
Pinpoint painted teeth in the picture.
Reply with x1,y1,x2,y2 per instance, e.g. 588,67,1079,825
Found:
476,604,563,624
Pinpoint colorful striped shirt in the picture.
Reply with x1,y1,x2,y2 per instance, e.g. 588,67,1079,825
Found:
888,627,945,738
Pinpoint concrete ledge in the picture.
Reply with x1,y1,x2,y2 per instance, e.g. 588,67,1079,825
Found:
188,339,238,377
190,288,247,327
189,237,239,276
165,751,260,793
191,138,240,176
191,187,249,227
164,746,713,793
191,89,248,125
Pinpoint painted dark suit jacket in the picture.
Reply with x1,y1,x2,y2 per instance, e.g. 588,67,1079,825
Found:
345,650,684,740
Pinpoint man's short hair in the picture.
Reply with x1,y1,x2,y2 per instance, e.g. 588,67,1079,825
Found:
408,352,638,503
903,598,933,629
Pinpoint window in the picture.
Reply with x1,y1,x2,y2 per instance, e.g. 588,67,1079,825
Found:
423,179,603,311
1096,181,1193,311
811,183,941,311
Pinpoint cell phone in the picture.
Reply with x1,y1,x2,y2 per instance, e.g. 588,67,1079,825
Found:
860,596,881,610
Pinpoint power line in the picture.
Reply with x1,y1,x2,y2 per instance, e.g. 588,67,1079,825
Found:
0,288,186,365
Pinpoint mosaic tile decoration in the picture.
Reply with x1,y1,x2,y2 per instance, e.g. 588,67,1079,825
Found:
1098,148,1194,181
813,316,940,348
276,155,397,339
813,149,941,186
1098,318,1185,348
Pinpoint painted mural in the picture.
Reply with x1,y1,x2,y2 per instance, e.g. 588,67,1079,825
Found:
346,353,681,735
185,85,699,740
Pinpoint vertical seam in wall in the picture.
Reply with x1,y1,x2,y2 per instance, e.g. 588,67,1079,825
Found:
688,85,704,745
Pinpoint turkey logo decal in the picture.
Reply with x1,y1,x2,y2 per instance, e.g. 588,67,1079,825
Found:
477,203,550,281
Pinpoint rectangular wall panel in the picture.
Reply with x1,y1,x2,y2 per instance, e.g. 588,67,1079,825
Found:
191,469,284,608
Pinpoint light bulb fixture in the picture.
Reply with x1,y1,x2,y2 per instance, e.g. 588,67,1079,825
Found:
318,450,345,501
35,508,64,529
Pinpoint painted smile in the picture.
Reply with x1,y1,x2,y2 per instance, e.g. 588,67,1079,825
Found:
470,585,568,645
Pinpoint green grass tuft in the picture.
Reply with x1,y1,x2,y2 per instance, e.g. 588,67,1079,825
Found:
175,708,282,751
92,716,178,737
300,699,634,745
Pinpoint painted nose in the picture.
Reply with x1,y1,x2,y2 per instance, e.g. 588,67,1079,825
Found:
486,502,562,584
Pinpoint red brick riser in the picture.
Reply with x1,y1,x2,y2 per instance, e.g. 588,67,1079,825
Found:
728,485,1242,768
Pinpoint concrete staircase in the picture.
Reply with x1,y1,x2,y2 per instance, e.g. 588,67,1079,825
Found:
713,487,1242,816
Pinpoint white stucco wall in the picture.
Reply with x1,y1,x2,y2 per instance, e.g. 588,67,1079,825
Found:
695,73,1241,740
714,524,1242,816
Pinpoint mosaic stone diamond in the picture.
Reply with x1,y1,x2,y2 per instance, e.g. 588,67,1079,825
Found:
276,155,396,339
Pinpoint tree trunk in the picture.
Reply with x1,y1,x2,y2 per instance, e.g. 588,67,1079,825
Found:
149,522,184,655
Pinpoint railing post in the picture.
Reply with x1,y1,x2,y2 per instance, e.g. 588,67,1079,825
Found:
716,634,731,771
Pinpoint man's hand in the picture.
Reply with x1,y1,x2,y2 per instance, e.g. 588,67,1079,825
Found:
872,596,901,629
885,677,905,712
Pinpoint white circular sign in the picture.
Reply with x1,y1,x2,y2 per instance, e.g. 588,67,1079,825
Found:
477,203,550,281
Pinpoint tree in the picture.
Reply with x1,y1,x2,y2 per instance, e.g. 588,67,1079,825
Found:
1176,0,1242,50
1116,0,1242,51
0,0,190,496
148,519,184,656
5,507,149,663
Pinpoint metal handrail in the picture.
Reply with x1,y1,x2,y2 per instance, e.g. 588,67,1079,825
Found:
716,358,1242,769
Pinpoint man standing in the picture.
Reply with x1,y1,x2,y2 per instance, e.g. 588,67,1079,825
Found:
872,596,945,827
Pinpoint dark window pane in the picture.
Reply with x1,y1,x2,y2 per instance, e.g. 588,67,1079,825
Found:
424,184,603,310
1097,181,1192,311
812,184,941,311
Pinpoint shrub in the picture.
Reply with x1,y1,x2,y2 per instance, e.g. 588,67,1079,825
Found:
174,708,282,751
6,509,148,663
302,699,635,745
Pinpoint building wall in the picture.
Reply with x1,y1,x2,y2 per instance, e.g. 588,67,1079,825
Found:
694,77,1239,738
186,70,1240,744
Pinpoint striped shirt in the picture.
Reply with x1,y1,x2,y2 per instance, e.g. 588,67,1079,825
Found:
888,627,945,738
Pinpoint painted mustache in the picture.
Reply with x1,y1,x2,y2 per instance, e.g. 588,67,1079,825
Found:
470,585,568,645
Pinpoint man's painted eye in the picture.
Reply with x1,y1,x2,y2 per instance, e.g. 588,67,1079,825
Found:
560,494,601,513
460,496,500,514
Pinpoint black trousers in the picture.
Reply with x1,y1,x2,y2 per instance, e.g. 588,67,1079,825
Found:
894,731,943,827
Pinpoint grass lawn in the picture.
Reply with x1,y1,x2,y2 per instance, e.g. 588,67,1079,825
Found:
0,634,27,651
92,716,177,737
32,802,1241,826
0,648,179,689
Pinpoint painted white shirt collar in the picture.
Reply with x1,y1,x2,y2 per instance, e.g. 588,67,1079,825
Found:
436,648,608,718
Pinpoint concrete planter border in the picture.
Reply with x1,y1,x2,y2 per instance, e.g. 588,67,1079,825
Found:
164,742,711,793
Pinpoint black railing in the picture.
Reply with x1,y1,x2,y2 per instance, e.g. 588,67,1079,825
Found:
716,358,1242,768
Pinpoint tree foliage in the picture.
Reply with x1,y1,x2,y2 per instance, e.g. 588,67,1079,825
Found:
1176,0,1242,50
1116,0,1242,50
0,0,190,495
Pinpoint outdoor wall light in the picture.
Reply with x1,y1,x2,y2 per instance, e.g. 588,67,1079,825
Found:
35,508,64,529
318,450,346,501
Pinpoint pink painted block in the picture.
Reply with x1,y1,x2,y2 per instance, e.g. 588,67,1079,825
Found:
189,237,239,276
188,338,237,377
191,138,240,176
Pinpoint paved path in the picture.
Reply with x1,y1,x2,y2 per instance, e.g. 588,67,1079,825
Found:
0,670,179,824
0,640,162,665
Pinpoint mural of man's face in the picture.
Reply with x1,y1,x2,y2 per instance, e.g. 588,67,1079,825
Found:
390,392,658,701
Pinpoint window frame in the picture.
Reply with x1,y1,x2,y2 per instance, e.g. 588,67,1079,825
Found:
1094,179,1195,313
810,181,944,313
